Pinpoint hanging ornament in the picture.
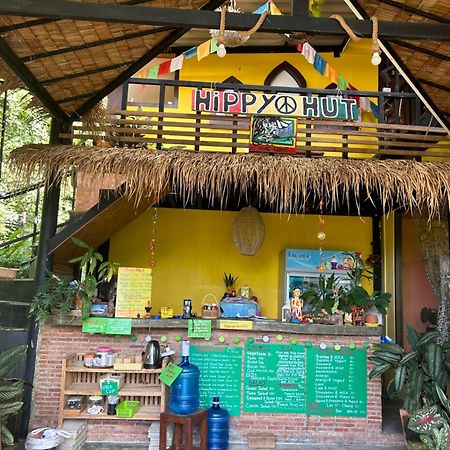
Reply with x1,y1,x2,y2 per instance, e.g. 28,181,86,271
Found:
370,17,382,66
317,199,326,271
148,206,158,267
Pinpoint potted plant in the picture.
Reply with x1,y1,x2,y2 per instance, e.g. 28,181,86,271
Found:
69,237,119,320
223,272,238,296
29,272,79,322
0,345,27,449
0,229,31,279
301,273,343,315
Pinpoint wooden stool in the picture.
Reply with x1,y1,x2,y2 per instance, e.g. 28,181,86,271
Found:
159,409,208,450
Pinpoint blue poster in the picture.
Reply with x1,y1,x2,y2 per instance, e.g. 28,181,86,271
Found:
284,249,357,272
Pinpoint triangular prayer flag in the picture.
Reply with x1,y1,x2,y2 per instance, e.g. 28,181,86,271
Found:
197,40,211,61
170,54,184,73
254,2,270,13
337,74,348,90
269,2,282,15
348,83,360,106
158,60,171,76
146,66,159,79
137,70,145,78
210,37,218,53
313,53,326,75
183,47,197,59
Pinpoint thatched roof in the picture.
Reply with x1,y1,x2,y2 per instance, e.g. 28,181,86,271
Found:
9,144,450,218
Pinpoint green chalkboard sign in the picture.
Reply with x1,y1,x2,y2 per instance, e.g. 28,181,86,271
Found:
191,345,242,416
306,347,367,417
82,318,132,335
101,380,118,396
105,318,132,335
243,343,305,413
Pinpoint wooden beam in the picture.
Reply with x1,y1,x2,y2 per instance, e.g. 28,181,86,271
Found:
391,40,450,62
377,0,448,23
0,0,449,40
0,37,68,120
418,78,450,93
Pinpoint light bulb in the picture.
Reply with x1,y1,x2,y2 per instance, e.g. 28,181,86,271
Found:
217,44,227,58
371,51,382,66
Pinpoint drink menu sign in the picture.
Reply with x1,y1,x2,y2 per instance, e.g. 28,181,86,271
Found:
305,347,367,417
115,267,152,318
190,345,242,416
243,343,306,413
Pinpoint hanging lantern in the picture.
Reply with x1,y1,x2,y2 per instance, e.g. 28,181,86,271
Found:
232,207,265,256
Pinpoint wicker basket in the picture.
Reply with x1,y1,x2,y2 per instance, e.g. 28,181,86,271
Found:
232,207,265,256
201,294,220,319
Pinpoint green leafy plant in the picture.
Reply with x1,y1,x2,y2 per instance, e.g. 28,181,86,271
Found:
29,272,78,322
0,228,31,278
369,324,450,413
301,273,343,315
223,272,238,289
0,345,27,448
69,237,119,320
406,385,450,450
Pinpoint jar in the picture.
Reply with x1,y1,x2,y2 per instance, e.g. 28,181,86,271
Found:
66,396,83,410
94,346,113,367
87,395,104,415
84,353,96,368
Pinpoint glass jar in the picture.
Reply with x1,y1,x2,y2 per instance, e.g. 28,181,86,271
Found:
87,395,104,415
66,396,83,410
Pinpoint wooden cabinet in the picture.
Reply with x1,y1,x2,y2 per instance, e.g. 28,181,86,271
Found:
58,354,166,426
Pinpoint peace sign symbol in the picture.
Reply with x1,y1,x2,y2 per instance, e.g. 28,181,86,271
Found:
275,96,297,115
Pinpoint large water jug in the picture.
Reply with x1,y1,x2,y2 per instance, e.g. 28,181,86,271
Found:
169,340,200,414
207,397,229,450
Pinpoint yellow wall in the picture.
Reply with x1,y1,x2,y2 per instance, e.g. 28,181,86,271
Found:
382,214,396,340
109,208,373,319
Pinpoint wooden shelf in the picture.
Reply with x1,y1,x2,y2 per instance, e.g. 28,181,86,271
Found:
66,362,163,374
61,405,161,421
64,382,162,396
58,354,167,427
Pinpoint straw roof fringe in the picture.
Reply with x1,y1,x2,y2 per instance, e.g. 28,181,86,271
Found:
9,144,450,218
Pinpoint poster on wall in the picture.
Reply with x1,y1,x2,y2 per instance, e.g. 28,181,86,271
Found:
249,116,297,154
115,267,152,318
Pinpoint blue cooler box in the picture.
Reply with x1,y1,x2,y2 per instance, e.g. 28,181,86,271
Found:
220,298,258,318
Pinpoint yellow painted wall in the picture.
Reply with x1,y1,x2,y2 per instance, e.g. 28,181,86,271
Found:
109,208,373,319
382,214,396,340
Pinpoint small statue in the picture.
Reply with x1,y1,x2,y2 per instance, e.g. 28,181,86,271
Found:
145,303,152,319
290,287,303,321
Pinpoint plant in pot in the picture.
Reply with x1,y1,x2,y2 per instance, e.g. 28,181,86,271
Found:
223,272,238,297
0,229,31,279
29,272,79,322
0,345,27,449
69,237,119,320
341,252,391,324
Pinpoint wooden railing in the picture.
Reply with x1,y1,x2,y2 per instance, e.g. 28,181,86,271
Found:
63,109,450,160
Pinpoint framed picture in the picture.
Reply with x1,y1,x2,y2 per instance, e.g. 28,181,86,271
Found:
249,116,297,154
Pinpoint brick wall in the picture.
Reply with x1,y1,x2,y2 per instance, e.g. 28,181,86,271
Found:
32,324,392,446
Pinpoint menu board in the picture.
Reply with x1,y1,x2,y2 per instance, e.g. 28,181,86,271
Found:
115,267,152,318
243,343,306,413
305,347,367,417
190,345,242,416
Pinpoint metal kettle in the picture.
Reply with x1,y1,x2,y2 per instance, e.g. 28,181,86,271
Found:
143,339,161,369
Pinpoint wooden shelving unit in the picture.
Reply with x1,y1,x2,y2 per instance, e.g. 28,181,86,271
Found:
58,354,167,426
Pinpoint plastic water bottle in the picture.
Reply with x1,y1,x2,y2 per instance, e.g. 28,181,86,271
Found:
169,340,200,414
207,397,229,450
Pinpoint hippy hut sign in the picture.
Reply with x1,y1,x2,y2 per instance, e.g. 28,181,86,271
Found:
191,89,359,120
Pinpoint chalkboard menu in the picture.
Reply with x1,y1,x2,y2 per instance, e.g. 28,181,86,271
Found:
243,343,306,413
190,345,242,416
305,347,367,417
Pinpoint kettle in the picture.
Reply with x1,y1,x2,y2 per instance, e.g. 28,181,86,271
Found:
143,339,161,369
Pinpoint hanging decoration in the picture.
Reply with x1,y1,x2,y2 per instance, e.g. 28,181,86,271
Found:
232,206,265,256
370,16,382,65
317,199,326,273
148,206,158,268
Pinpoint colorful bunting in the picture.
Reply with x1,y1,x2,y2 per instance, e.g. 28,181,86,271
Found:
170,55,184,73
302,43,316,64
313,53,326,75
197,40,211,61
269,2,282,15
146,66,159,79
157,60,171,76
337,74,348,90
210,37,218,54
183,47,197,59
254,2,270,14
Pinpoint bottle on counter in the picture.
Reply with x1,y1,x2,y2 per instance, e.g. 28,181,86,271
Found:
207,396,229,450
168,340,200,415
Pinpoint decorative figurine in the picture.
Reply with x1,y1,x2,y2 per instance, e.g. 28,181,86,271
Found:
145,303,152,319
290,287,303,321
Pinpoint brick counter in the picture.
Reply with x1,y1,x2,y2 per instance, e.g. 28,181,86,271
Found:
32,319,393,446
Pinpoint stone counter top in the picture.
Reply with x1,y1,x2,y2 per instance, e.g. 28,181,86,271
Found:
50,316,382,336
